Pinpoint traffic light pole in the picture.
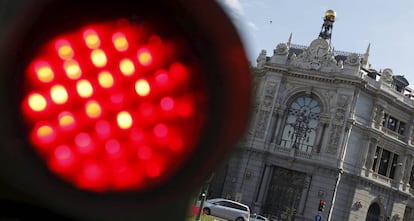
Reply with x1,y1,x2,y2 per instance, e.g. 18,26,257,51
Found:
195,173,214,221
195,190,207,221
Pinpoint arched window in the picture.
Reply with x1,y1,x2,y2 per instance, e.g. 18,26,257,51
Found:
280,95,321,153
366,203,381,221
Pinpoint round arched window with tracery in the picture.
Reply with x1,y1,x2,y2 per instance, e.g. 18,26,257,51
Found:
280,95,321,152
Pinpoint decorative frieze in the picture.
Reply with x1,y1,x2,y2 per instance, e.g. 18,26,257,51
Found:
255,110,268,139
290,39,342,73
255,81,278,139
327,94,351,154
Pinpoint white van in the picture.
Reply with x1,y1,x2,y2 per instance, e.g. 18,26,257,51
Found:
203,198,250,221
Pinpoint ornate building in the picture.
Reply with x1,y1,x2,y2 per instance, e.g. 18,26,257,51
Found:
209,10,414,221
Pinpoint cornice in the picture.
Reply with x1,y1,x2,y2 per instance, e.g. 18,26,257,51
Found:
261,65,364,87
258,64,414,113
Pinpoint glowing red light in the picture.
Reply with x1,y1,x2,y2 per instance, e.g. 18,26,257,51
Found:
146,162,162,178
137,48,153,66
95,120,111,137
137,145,152,160
52,145,75,169
154,124,168,138
160,97,174,111
75,133,94,154
20,19,207,192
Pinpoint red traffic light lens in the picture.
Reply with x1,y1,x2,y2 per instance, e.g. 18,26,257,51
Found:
20,19,207,192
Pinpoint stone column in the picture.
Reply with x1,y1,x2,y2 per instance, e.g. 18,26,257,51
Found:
313,117,328,154
370,106,378,128
408,117,414,146
395,154,407,186
403,155,414,190
361,133,371,169
319,117,333,154
275,107,287,145
265,111,278,143
255,165,272,204
365,137,379,176
252,165,273,214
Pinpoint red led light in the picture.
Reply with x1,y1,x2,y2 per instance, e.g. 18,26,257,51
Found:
21,19,207,192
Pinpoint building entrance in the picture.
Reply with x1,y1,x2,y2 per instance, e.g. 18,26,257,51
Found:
263,166,307,220
366,203,381,221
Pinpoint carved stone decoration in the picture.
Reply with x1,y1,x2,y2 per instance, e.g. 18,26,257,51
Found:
290,53,297,61
255,110,268,138
338,60,343,68
337,95,350,108
345,53,360,66
327,95,350,154
271,43,289,64
392,214,401,221
265,82,276,95
290,38,341,72
333,95,349,124
328,91,336,108
263,96,273,109
352,201,363,210
275,43,289,55
276,83,288,104
334,109,346,124
327,125,340,154
254,82,278,138
380,68,393,86
262,82,277,111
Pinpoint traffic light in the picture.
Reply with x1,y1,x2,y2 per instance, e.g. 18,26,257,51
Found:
318,200,326,212
0,0,251,220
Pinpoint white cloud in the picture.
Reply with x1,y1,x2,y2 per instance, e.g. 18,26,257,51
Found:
246,21,258,31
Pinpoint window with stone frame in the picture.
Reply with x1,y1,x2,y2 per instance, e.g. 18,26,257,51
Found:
382,113,406,135
280,95,321,153
409,165,414,187
372,146,399,179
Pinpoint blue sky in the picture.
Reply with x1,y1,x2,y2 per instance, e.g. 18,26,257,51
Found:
217,0,414,85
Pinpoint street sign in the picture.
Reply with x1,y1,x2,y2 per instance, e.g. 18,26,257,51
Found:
315,214,322,221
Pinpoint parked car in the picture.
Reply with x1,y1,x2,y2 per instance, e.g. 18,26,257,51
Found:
203,198,250,221
250,213,269,221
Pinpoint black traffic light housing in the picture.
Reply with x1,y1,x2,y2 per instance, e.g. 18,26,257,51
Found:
0,0,252,220
318,200,326,212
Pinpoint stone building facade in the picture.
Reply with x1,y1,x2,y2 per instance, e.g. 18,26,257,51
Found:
209,21,414,221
